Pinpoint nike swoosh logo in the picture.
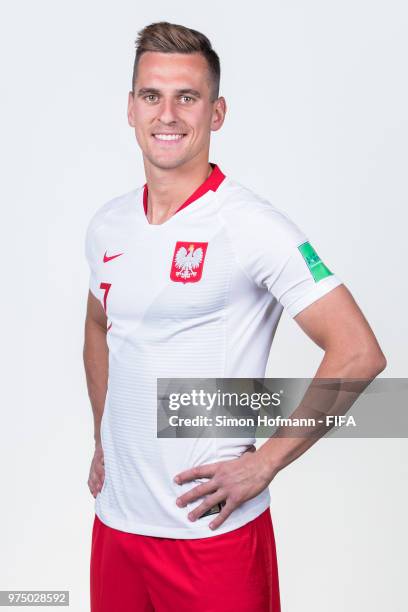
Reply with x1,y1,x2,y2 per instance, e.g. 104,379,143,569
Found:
103,251,124,263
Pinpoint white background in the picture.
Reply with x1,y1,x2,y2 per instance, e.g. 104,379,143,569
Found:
1,1,407,610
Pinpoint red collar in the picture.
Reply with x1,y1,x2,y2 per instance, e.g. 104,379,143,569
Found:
143,163,225,217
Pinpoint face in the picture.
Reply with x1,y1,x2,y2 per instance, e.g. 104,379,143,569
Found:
127,52,226,170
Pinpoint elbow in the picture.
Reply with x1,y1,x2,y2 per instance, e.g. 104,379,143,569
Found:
351,348,387,378
373,352,387,375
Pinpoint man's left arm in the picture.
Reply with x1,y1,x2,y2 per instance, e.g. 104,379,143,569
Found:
174,284,387,529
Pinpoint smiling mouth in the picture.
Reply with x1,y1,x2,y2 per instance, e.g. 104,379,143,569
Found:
152,133,187,142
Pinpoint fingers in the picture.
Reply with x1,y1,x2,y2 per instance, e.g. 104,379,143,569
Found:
88,476,104,498
186,492,227,522
88,476,103,497
88,460,105,498
174,462,219,484
176,480,218,507
208,501,235,530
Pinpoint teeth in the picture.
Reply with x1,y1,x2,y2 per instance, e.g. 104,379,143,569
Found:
154,134,184,141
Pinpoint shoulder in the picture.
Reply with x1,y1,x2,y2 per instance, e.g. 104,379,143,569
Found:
216,177,306,247
86,187,141,238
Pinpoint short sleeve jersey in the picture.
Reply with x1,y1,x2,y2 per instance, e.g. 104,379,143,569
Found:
85,163,343,538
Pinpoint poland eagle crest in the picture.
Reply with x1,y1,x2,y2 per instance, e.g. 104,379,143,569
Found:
170,241,208,283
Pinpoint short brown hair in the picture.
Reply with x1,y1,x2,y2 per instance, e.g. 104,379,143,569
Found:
132,21,221,101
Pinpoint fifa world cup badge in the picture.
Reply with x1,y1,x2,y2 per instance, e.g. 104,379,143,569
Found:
170,241,208,283
298,241,333,282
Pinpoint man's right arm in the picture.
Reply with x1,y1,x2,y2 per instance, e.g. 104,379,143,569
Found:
83,289,108,497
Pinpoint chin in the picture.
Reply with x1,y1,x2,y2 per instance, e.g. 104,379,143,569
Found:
144,152,192,170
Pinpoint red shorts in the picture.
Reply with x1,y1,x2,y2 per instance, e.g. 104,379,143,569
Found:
90,508,281,612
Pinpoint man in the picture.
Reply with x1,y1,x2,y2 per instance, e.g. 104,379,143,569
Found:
84,21,386,612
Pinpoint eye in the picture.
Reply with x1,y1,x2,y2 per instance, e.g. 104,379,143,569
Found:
179,95,194,104
144,94,159,103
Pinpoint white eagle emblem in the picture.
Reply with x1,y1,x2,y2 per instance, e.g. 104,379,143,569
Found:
174,244,204,279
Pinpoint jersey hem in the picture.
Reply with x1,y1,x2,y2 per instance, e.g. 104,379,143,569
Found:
94,495,271,539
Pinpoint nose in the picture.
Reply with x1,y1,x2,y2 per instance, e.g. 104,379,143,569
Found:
157,97,178,125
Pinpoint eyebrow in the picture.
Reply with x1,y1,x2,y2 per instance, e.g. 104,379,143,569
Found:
136,87,201,98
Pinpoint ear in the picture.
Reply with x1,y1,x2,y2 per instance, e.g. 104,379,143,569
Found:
127,91,136,128
211,96,227,132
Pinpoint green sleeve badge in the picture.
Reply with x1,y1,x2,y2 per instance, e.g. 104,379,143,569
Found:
298,241,333,282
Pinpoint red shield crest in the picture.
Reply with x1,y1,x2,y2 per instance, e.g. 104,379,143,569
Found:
170,241,208,283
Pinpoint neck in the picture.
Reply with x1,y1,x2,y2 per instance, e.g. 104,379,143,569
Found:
143,154,212,225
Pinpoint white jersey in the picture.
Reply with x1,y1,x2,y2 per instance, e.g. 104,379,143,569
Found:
85,164,343,538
